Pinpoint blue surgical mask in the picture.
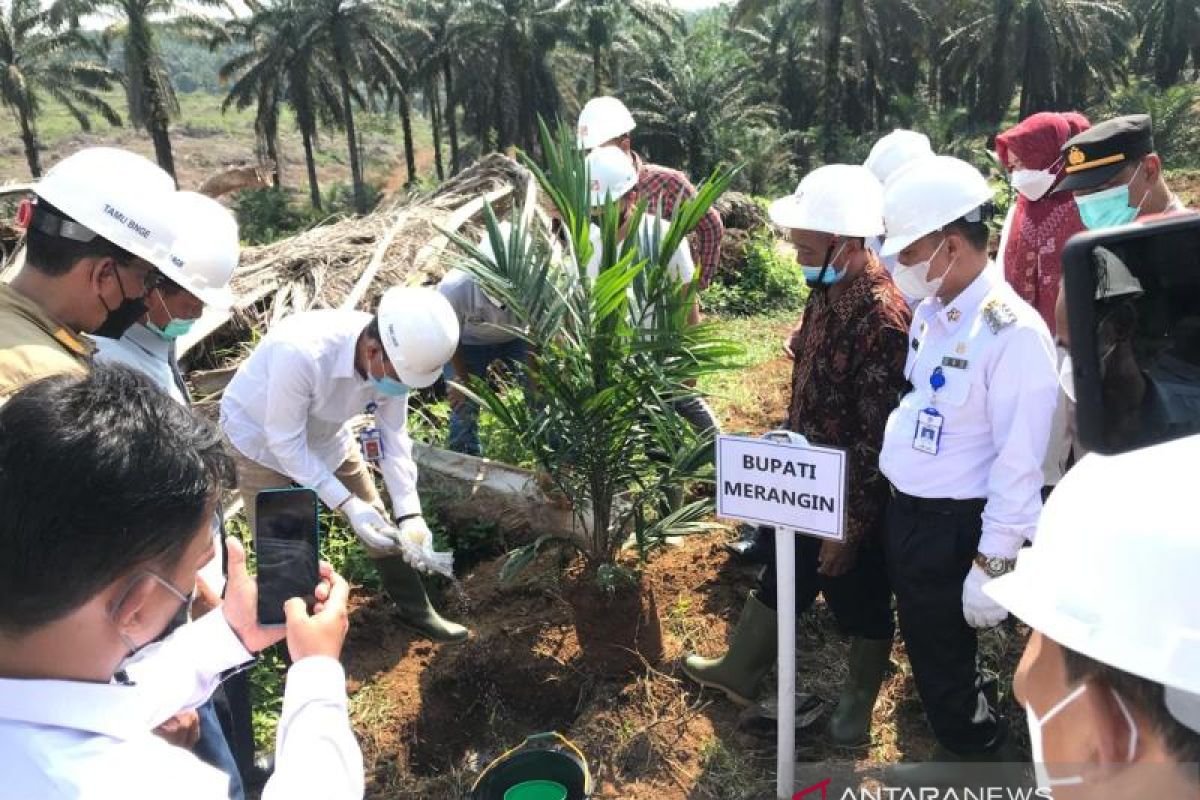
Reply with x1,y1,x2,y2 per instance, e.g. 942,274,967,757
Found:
370,351,410,397
801,241,847,286
148,292,198,340
1076,165,1146,230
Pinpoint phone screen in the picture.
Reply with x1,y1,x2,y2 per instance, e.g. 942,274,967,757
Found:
1064,214,1200,454
255,488,320,627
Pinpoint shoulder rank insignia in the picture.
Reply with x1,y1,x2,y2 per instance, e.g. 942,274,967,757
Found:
982,298,1017,334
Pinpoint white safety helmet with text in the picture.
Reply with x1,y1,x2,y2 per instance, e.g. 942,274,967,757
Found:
161,191,239,310
881,156,993,257
376,286,461,389
586,145,638,206
864,129,935,186
577,96,636,150
768,164,885,237
32,147,177,271
986,436,1200,733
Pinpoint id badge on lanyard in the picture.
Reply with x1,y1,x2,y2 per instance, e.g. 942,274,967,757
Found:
912,366,945,455
359,402,385,463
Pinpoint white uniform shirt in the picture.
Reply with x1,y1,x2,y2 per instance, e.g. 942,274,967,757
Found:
94,324,224,593
879,264,1058,558
0,611,363,800
437,269,521,346
220,309,421,517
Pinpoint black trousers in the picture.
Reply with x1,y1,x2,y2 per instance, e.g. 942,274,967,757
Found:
758,524,895,641
885,490,1004,755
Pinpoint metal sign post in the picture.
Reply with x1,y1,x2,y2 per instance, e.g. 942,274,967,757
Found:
714,432,848,800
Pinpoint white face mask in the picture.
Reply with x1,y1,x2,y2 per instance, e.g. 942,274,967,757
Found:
1012,168,1057,201
1026,683,1139,791
894,238,953,300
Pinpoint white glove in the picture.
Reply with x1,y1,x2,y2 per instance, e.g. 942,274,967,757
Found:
343,497,402,553
397,516,455,578
962,564,1008,629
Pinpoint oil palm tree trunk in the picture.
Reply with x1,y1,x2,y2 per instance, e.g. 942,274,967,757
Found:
820,0,844,162
398,88,417,186
16,105,41,178
442,55,460,173
301,123,322,211
429,77,445,182
331,26,366,214
592,43,602,95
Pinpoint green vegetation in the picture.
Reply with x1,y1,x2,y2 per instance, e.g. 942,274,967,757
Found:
702,228,808,316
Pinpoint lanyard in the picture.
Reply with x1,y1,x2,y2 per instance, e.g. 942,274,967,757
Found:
929,365,946,406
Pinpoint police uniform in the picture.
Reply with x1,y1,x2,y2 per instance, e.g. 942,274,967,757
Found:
0,283,91,403
879,264,1059,754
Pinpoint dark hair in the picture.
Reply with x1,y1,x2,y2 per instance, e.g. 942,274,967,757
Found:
944,218,991,252
1063,646,1200,769
25,199,137,277
0,364,235,634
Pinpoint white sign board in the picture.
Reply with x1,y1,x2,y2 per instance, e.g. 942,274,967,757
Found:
715,434,848,541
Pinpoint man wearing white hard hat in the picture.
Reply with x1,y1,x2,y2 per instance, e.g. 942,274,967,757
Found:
985,437,1200,797
683,166,910,745
584,145,719,434
220,287,470,643
878,156,1058,771
863,129,936,291
438,222,528,457
577,96,725,287
0,147,177,402
93,190,255,796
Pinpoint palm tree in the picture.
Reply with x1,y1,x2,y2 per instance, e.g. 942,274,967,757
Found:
51,0,223,180
305,0,421,213
566,0,680,95
0,0,121,177
1132,0,1200,87
941,0,1129,124
221,0,346,209
415,0,469,177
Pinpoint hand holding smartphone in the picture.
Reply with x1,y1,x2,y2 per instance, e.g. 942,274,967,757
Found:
255,487,321,627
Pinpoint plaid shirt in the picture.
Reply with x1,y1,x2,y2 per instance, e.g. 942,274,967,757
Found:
787,260,912,548
633,154,725,287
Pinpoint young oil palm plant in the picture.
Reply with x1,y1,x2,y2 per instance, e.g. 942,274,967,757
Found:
448,121,741,592
0,0,121,177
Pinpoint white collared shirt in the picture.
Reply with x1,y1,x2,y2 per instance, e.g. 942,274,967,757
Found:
92,324,187,406
220,309,421,517
879,263,1059,558
0,611,362,799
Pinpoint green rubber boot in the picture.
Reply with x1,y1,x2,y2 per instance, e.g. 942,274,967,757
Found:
681,591,777,706
372,555,469,644
828,637,892,745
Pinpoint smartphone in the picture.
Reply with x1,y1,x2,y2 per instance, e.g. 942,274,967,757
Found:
1061,213,1200,454
254,487,320,627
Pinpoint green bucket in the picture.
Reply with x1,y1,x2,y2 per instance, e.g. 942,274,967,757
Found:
503,780,568,800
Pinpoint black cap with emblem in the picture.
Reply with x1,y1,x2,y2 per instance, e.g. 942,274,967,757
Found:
1055,114,1154,194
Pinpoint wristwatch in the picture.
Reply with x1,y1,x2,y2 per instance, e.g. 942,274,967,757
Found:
974,553,1016,578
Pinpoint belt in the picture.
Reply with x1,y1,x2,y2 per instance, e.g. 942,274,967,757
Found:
889,487,986,515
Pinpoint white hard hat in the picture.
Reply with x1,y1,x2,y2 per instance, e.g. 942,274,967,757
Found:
864,129,934,185
33,147,177,271
586,146,638,206
767,165,884,237
376,286,460,389
577,96,636,150
881,156,993,257
986,436,1200,733
1093,246,1144,301
161,192,239,310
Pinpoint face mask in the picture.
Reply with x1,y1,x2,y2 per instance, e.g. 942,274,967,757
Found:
1012,168,1057,201
1026,683,1138,791
147,293,197,341
111,571,191,658
801,241,848,287
93,268,149,340
1075,164,1146,230
370,350,410,397
894,238,952,300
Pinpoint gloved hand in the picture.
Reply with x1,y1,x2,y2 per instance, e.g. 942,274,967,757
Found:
962,563,1008,629
343,497,402,553
396,515,455,577
398,515,433,548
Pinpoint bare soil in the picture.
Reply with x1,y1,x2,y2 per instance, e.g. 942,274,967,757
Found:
342,532,1031,799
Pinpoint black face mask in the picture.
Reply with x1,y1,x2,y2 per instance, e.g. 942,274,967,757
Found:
93,268,148,339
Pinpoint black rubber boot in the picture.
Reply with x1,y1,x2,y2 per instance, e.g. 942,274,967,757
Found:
372,555,469,644
828,637,892,745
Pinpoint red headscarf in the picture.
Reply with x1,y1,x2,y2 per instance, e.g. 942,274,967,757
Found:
994,112,1091,334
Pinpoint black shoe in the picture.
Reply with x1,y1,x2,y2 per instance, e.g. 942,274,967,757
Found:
724,524,772,564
